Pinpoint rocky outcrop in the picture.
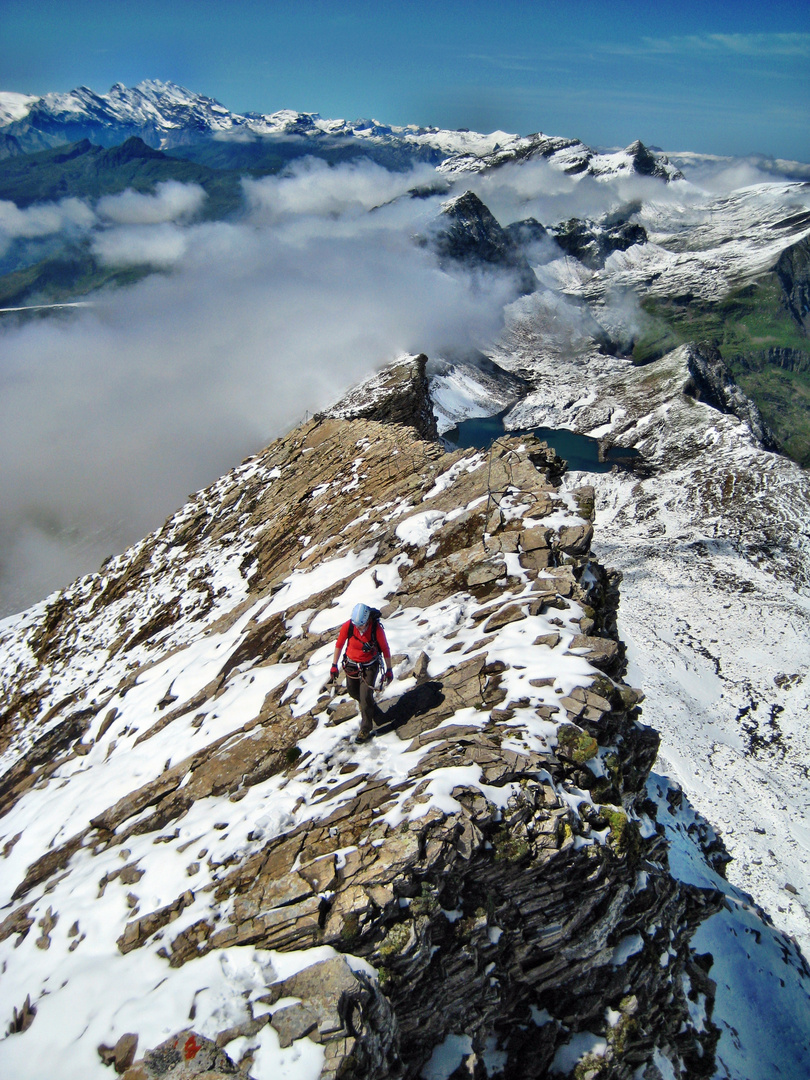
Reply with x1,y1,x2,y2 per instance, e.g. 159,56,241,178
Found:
549,217,647,271
775,234,810,332
118,958,399,1080
326,353,438,440
0,409,724,1080
684,341,778,450
432,191,538,294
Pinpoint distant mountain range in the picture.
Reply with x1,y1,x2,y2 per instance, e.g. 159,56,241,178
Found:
0,79,684,180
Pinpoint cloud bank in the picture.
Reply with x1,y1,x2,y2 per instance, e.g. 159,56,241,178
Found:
97,181,208,225
1,151,803,615
0,197,95,258
0,160,513,615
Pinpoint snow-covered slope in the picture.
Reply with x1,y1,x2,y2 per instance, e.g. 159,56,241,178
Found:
0,412,748,1079
0,81,238,143
0,91,39,125
590,182,810,302
425,320,810,1075
476,324,810,954
483,181,810,966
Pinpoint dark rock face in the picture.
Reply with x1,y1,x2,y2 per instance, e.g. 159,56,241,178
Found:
684,342,779,451
326,353,439,440
0,133,24,160
432,191,538,294
624,140,682,180
775,235,810,333
550,218,648,270
731,346,810,378
765,346,810,373
503,217,549,249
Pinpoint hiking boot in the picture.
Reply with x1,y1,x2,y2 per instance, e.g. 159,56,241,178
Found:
355,720,373,744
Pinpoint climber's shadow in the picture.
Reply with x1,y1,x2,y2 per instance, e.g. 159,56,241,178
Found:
375,680,445,734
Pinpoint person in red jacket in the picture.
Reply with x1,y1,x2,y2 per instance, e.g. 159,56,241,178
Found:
330,602,393,742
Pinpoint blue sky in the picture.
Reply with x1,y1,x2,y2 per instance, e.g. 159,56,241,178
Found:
1,0,809,159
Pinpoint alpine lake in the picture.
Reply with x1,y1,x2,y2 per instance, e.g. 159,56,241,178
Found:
444,411,640,473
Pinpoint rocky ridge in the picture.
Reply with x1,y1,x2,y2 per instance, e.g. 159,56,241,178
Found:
1,396,723,1077
476,297,810,956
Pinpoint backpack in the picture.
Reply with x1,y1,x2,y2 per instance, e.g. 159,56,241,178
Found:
347,607,383,659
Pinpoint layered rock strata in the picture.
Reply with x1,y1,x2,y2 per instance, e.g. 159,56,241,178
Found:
325,353,438,441
0,418,720,1079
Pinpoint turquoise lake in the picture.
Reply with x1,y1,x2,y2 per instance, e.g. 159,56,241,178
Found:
444,413,640,473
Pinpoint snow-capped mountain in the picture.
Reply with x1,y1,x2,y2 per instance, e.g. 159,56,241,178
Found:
1,365,808,1079
1,354,809,1079
0,81,240,149
0,79,682,181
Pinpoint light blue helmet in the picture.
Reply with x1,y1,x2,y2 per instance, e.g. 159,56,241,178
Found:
352,603,371,627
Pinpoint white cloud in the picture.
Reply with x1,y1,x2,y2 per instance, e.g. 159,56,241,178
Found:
92,222,189,267
667,153,810,191
242,157,438,223
455,157,682,226
705,32,810,57
0,166,514,615
620,32,810,59
97,180,207,224
0,196,94,240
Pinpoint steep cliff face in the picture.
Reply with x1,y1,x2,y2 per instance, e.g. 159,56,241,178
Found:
683,342,778,451
325,353,438,441
432,191,539,295
0,413,721,1079
775,234,810,332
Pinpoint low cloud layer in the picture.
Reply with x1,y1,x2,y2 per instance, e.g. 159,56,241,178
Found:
92,222,190,267
0,196,94,258
97,180,208,225
243,158,439,223
0,161,513,615
1,151,802,615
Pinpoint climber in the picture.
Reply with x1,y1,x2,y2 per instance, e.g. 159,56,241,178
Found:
330,603,393,742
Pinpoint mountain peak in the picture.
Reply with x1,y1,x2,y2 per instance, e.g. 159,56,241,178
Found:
100,135,167,164
435,190,538,293
624,138,681,179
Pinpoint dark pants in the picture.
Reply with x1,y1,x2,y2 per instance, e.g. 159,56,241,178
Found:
345,661,379,732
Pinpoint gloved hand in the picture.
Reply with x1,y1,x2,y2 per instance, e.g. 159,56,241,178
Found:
329,664,339,682
383,669,394,687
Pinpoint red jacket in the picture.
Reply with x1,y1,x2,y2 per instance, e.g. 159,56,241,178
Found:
335,619,390,666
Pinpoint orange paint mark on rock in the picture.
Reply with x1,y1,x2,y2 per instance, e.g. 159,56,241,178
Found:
184,1034,201,1060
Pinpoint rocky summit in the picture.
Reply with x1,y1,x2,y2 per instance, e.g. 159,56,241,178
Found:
0,379,725,1079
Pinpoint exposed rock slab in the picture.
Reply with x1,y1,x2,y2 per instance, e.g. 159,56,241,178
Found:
0,418,722,1079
